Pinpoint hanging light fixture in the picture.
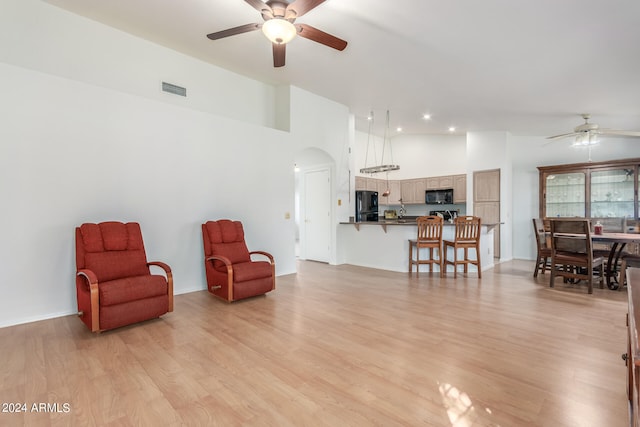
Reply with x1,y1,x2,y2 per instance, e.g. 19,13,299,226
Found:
360,110,400,174
571,130,599,162
261,18,297,44
572,130,600,147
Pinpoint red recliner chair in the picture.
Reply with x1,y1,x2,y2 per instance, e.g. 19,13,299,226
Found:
75,221,173,332
202,220,275,302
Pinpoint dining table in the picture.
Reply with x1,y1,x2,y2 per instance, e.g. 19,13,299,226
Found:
592,232,640,290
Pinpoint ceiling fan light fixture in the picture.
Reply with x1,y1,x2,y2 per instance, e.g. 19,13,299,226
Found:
572,131,599,147
261,18,297,44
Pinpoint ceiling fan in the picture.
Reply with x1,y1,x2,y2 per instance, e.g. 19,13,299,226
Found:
547,113,640,145
206,0,348,67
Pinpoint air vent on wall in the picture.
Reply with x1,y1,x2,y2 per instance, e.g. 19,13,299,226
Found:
161,81,187,97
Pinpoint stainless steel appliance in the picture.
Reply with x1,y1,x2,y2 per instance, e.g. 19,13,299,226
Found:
355,190,379,222
425,188,453,204
430,210,458,221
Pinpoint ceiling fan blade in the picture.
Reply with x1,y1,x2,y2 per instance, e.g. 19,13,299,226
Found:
295,23,347,51
245,0,273,16
207,23,261,40
273,43,286,67
546,132,578,140
286,0,326,18
598,129,640,137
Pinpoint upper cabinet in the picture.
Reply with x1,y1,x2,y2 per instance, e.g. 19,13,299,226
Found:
378,179,402,205
401,178,427,204
453,174,467,203
426,176,454,190
355,176,378,191
356,174,466,205
538,158,640,219
474,170,500,202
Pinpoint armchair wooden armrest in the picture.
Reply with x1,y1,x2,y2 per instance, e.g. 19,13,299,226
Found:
250,250,275,264
206,255,234,300
250,251,276,284
76,269,100,332
147,261,174,312
77,269,98,287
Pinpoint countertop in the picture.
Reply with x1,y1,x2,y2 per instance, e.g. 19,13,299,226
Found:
340,219,501,232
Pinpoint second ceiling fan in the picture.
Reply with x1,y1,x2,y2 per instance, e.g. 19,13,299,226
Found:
206,0,348,67
547,113,640,144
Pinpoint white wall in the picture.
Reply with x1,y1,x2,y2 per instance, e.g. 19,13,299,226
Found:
0,0,278,129
354,131,467,180
0,0,351,327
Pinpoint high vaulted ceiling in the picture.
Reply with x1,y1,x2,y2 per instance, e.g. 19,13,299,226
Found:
44,0,640,138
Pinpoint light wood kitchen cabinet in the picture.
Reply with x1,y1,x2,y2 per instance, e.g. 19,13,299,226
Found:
355,176,378,191
355,173,468,205
401,178,427,204
426,177,440,189
378,179,402,205
473,169,501,258
453,174,467,203
474,169,500,202
426,176,454,190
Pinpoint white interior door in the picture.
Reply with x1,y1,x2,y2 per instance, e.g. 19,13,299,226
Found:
303,168,331,262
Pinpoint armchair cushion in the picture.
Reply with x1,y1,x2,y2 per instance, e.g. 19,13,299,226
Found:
84,251,150,283
204,220,251,268
80,222,144,252
99,275,169,307
79,222,150,282
232,261,273,283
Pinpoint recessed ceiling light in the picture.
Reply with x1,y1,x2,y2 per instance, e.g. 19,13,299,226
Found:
423,114,431,120
448,126,456,132
396,127,403,132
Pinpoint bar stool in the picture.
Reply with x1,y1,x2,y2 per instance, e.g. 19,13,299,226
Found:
443,216,482,278
408,216,444,276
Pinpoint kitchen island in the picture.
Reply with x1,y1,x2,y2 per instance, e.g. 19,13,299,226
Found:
337,219,497,273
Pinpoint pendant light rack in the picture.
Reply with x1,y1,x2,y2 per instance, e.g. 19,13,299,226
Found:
360,110,400,174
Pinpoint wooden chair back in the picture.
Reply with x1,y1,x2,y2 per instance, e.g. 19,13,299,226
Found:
416,216,443,243
549,218,604,293
532,218,549,252
454,216,481,242
550,218,593,255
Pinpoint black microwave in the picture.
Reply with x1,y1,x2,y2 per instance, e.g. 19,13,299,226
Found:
425,189,453,204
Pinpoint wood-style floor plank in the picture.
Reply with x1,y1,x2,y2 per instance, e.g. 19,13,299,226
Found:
0,260,629,426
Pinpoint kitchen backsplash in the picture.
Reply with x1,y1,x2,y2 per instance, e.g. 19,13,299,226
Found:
380,203,466,218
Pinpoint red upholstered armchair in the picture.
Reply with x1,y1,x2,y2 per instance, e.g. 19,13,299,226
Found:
75,221,173,332
202,220,275,302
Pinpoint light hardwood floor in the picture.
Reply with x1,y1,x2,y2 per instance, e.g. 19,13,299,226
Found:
0,260,629,426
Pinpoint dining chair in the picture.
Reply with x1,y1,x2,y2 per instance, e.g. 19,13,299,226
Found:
549,218,604,294
408,216,444,276
532,218,552,278
443,216,482,278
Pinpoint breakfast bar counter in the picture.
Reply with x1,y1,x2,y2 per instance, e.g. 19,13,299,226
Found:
337,219,496,273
